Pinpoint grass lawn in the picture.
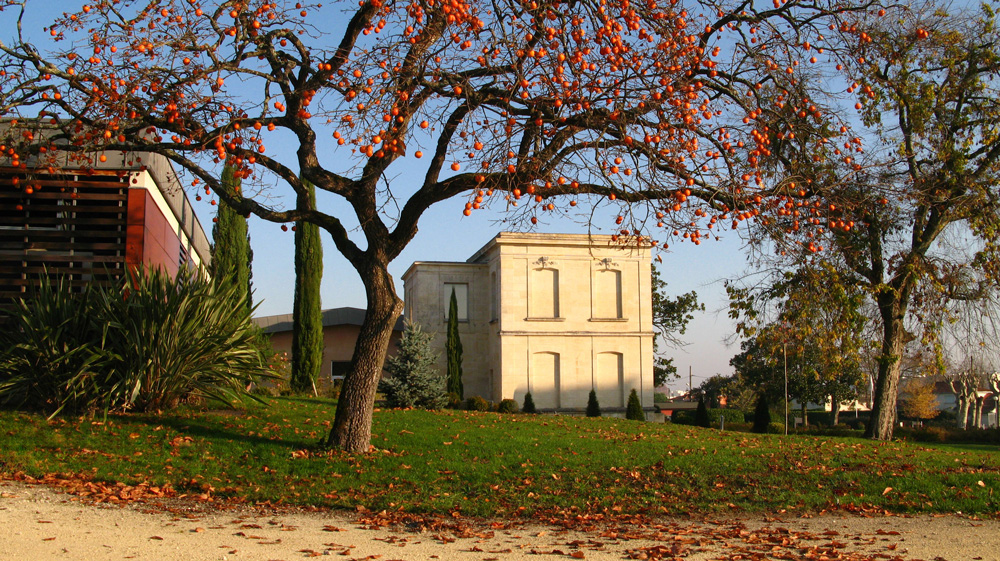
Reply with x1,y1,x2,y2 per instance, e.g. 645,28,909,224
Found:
1,396,998,518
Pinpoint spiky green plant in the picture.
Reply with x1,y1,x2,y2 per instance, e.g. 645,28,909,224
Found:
99,266,270,412
0,276,112,416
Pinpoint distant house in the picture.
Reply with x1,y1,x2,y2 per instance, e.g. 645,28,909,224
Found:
253,307,404,392
402,232,655,415
1,150,210,299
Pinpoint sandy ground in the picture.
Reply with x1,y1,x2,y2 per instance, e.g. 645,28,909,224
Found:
2,480,999,561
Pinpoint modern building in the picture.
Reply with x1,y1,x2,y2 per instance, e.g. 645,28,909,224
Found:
1,150,211,299
253,307,404,393
402,232,655,414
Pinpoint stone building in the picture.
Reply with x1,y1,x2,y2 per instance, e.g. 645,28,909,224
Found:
402,232,655,414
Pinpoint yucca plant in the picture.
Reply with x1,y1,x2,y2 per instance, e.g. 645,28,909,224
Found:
99,266,270,412
0,276,113,416
0,267,272,416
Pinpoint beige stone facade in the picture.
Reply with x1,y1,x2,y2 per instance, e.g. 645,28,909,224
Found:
402,232,655,413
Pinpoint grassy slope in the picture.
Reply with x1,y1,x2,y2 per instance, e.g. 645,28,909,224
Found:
1,397,998,518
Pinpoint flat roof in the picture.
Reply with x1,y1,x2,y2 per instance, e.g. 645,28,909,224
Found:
253,306,404,334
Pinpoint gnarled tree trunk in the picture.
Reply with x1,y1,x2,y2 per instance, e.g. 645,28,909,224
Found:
866,293,907,440
325,258,403,453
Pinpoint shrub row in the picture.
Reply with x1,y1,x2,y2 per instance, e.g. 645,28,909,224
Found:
896,426,1000,444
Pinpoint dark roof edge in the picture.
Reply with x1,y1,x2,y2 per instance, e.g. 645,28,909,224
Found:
253,306,404,334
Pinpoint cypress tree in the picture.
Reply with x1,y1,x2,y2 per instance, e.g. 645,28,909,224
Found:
210,165,252,313
290,181,324,394
586,389,602,417
625,388,645,421
752,394,772,434
446,287,464,399
695,394,711,427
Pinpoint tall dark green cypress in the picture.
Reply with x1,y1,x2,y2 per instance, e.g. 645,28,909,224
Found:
290,181,324,394
445,287,464,399
695,394,711,427
210,165,252,313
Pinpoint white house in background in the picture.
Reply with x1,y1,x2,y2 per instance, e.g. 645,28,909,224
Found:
402,232,655,415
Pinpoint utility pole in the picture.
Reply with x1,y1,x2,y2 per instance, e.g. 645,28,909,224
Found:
689,366,692,396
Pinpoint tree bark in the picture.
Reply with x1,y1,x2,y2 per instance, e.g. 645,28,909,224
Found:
865,294,906,440
830,394,840,426
325,258,403,452
957,395,969,429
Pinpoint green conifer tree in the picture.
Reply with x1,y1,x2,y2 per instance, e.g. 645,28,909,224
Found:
695,394,711,427
586,389,602,417
522,392,537,414
752,394,772,434
210,165,252,313
446,287,464,399
379,322,446,409
290,182,324,394
625,389,645,421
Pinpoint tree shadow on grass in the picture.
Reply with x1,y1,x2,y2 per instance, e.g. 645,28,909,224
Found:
113,413,314,451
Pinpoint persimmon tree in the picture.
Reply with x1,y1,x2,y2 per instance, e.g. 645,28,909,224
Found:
0,0,883,451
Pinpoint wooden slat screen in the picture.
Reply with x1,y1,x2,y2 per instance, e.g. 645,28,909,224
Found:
0,168,129,301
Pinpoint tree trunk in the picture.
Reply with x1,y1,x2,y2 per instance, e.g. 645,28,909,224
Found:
325,259,402,452
866,295,907,440
973,395,984,429
956,396,969,430
801,402,808,428
830,394,840,426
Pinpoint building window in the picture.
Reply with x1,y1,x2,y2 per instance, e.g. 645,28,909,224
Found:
529,267,560,318
444,282,469,321
330,361,351,382
593,269,623,319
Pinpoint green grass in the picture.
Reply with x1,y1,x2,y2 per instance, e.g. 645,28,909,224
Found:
1,397,999,518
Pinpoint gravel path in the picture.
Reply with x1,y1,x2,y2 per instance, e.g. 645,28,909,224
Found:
2,480,998,561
